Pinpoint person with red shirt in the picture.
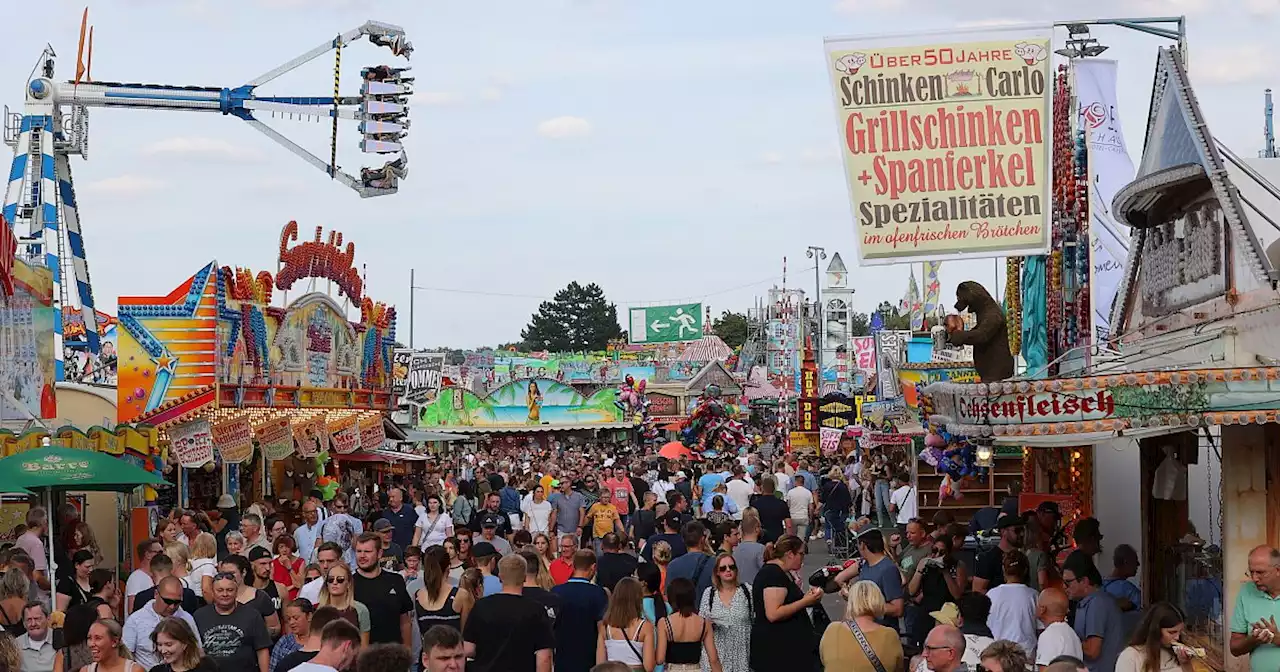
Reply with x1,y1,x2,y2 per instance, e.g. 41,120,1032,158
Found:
601,467,638,526
549,534,576,585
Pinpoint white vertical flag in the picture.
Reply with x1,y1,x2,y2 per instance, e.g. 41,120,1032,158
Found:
1074,59,1135,341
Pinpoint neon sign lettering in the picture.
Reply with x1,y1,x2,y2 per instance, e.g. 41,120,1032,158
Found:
276,221,364,303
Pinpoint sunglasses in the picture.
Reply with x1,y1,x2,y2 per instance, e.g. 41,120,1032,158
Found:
327,576,348,584
160,596,183,606
214,572,238,581
717,564,737,573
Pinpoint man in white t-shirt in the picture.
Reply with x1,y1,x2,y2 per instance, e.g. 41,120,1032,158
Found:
1035,587,1084,667
888,472,918,527
292,616,362,672
125,537,164,614
772,462,792,493
298,543,344,605
725,465,754,520
784,475,815,540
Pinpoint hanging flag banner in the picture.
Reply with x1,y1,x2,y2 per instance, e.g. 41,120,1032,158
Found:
906,274,924,331
329,416,360,454
392,349,412,397
170,419,214,468
358,414,386,451
293,417,326,458
923,261,943,322
853,336,876,371
825,26,1054,265
255,417,295,460
211,416,254,463
1074,59,1134,342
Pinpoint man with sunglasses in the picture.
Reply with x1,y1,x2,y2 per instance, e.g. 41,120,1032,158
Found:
123,576,201,668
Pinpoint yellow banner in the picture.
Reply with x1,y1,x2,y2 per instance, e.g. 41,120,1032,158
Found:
825,27,1053,265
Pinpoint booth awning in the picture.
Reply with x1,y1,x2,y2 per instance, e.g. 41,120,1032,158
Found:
402,429,471,442
430,422,636,434
992,425,1194,448
336,449,431,462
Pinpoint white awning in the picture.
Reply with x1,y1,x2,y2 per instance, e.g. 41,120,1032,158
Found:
992,424,1196,448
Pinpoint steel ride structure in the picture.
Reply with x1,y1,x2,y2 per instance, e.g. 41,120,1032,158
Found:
2,10,413,378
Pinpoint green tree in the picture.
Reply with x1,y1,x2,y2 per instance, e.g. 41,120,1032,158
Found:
520,282,623,351
875,301,913,331
711,311,749,348
849,311,870,337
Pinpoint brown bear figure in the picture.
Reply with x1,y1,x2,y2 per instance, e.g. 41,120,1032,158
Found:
945,280,1015,382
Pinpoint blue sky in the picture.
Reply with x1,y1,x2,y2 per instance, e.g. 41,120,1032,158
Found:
2,0,1273,347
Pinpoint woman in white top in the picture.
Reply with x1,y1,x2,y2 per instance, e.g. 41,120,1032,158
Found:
84,619,147,672
985,550,1040,659
189,533,219,601
522,485,554,535
414,495,454,550
1115,602,1197,672
597,577,656,671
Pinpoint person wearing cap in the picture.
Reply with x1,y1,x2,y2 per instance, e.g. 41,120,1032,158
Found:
371,518,405,572
478,515,513,557
470,492,512,539
1035,501,1064,550
472,541,504,597
212,493,242,559
972,512,1025,594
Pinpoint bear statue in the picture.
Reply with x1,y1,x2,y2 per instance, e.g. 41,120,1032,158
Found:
945,280,1015,382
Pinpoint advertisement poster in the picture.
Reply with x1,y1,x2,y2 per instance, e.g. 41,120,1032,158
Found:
852,336,876,371
419,378,623,428
825,26,1054,264
292,417,326,458
212,416,255,463
358,414,386,451
329,416,359,454
392,349,412,396
255,417,294,460
406,352,446,404
820,427,843,455
0,260,56,419
1075,59,1134,341
170,419,214,468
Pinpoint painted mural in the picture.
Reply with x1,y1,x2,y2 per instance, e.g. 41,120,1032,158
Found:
0,259,56,419
418,377,624,428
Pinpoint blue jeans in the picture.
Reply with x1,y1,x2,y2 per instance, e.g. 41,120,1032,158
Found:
875,480,892,528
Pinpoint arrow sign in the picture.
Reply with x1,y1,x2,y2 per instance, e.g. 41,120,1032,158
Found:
629,303,703,344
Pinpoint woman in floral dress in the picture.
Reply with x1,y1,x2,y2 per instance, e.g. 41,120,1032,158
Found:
700,552,751,672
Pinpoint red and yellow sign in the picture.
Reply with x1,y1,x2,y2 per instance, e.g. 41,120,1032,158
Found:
825,26,1053,264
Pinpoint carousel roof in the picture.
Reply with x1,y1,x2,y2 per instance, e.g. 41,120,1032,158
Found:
678,335,733,362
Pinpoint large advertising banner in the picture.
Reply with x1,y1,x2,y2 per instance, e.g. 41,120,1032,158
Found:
1074,59,1134,342
0,259,56,419
405,352,445,405
825,26,1054,265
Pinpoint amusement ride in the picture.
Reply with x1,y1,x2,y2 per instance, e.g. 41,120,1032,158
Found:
1,11,413,378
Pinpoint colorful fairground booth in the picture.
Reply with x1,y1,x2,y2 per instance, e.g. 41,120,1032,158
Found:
922,45,1280,668
117,222,398,513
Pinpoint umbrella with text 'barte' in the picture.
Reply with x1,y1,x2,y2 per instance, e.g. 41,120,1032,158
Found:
0,446,168,493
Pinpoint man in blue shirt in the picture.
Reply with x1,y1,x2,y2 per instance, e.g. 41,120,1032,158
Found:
551,549,609,672
642,511,688,563
1064,556,1126,672
835,529,905,629
381,487,418,551
695,464,726,516
664,521,716,600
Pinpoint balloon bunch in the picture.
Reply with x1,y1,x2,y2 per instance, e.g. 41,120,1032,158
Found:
679,384,749,453
615,375,659,441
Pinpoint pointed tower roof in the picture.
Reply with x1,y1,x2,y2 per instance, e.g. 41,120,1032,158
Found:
825,253,848,275
1109,48,1277,331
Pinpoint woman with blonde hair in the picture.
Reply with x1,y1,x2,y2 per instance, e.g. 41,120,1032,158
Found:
598,577,656,671
149,616,216,672
189,532,218,602
700,553,750,672
318,562,371,646
164,541,194,589
652,541,673,599
819,580,905,671
0,631,18,672
85,619,146,672
0,568,28,635
224,531,246,557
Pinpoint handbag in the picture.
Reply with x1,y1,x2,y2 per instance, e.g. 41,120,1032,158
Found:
845,619,890,672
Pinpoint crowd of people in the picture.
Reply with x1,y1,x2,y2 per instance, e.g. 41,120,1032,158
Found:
0,439,1259,671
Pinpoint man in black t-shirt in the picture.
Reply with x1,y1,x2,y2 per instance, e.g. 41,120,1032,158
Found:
972,512,1025,594
194,574,271,672
642,512,688,563
130,553,201,615
470,493,512,537
464,555,555,672
517,550,560,627
352,533,413,645
594,533,638,592
750,477,791,543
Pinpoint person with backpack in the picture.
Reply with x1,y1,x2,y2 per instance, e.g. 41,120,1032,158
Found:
699,552,751,672
451,481,477,529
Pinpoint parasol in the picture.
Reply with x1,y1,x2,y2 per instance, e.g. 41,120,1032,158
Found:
658,441,693,460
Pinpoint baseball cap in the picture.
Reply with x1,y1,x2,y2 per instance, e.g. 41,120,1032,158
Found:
472,541,498,558
996,512,1025,529
248,546,271,562
479,512,503,528
373,518,394,532
663,512,684,529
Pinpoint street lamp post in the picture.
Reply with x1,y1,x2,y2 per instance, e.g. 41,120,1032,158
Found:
806,246,827,379
409,269,428,348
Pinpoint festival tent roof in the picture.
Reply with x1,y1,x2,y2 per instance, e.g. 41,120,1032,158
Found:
678,336,733,362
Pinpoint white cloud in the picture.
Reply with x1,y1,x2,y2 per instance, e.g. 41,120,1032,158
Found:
1245,0,1279,14
1192,45,1274,86
416,91,465,105
479,87,504,103
833,0,905,12
141,136,265,162
82,175,166,196
537,116,593,139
